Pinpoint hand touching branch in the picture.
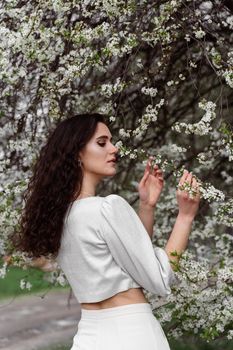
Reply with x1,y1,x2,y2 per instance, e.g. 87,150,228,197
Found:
177,169,201,219
165,169,201,267
138,156,164,208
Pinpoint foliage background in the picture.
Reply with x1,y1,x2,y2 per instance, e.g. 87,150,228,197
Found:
0,0,232,344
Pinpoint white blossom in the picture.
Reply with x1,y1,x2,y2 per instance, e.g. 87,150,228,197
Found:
56,272,67,287
0,1,232,343
141,86,158,97
172,99,216,135
20,279,32,290
0,262,7,279
194,28,206,39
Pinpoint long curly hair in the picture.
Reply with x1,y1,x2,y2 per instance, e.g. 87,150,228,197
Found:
9,113,108,259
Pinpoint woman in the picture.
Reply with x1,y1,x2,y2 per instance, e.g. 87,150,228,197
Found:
11,113,200,350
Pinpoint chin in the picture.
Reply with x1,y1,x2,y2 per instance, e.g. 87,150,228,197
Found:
103,169,117,177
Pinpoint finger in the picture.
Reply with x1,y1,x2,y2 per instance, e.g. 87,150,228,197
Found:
153,166,162,173
140,170,150,186
157,173,164,180
144,159,151,174
185,172,193,184
179,169,189,186
148,156,155,166
152,164,162,172
191,178,198,191
153,169,163,177
192,177,197,184
153,165,161,169
191,177,200,195
157,174,164,181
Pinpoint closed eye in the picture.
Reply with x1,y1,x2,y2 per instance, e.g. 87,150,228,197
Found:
98,142,106,147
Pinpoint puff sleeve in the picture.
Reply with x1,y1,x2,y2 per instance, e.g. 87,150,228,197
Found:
100,194,177,297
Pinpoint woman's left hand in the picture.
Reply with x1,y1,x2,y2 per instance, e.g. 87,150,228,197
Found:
137,157,164,208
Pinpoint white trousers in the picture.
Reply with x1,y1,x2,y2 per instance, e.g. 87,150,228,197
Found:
70,302,171,350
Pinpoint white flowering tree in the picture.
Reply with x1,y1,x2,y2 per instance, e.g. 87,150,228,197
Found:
0,0,232,344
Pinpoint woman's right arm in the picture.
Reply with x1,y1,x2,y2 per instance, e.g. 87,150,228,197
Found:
165,170,201,269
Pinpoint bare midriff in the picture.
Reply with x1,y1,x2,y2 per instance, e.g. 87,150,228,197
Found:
80,287,149,310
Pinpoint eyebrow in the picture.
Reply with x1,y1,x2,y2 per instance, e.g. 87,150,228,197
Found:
96,135,113,140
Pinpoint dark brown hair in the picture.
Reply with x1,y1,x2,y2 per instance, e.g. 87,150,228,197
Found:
9,113,107,259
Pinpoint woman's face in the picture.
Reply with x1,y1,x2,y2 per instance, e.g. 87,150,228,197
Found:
79,122,118,179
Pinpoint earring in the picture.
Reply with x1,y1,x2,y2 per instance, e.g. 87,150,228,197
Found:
78,159,82,167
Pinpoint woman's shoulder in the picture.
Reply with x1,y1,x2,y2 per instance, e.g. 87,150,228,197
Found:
102,194,126,203
101,194,131,211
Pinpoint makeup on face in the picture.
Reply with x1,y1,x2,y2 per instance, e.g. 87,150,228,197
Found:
79,123,118,177
95,134,118,163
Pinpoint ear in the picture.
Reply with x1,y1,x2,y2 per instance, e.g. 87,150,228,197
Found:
77,150,84,162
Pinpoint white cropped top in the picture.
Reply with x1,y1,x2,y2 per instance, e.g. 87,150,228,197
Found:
56,194,177,303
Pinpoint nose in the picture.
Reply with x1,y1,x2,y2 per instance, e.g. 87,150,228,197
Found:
109,144,119,161
110,146,118,159
110,142,118,153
